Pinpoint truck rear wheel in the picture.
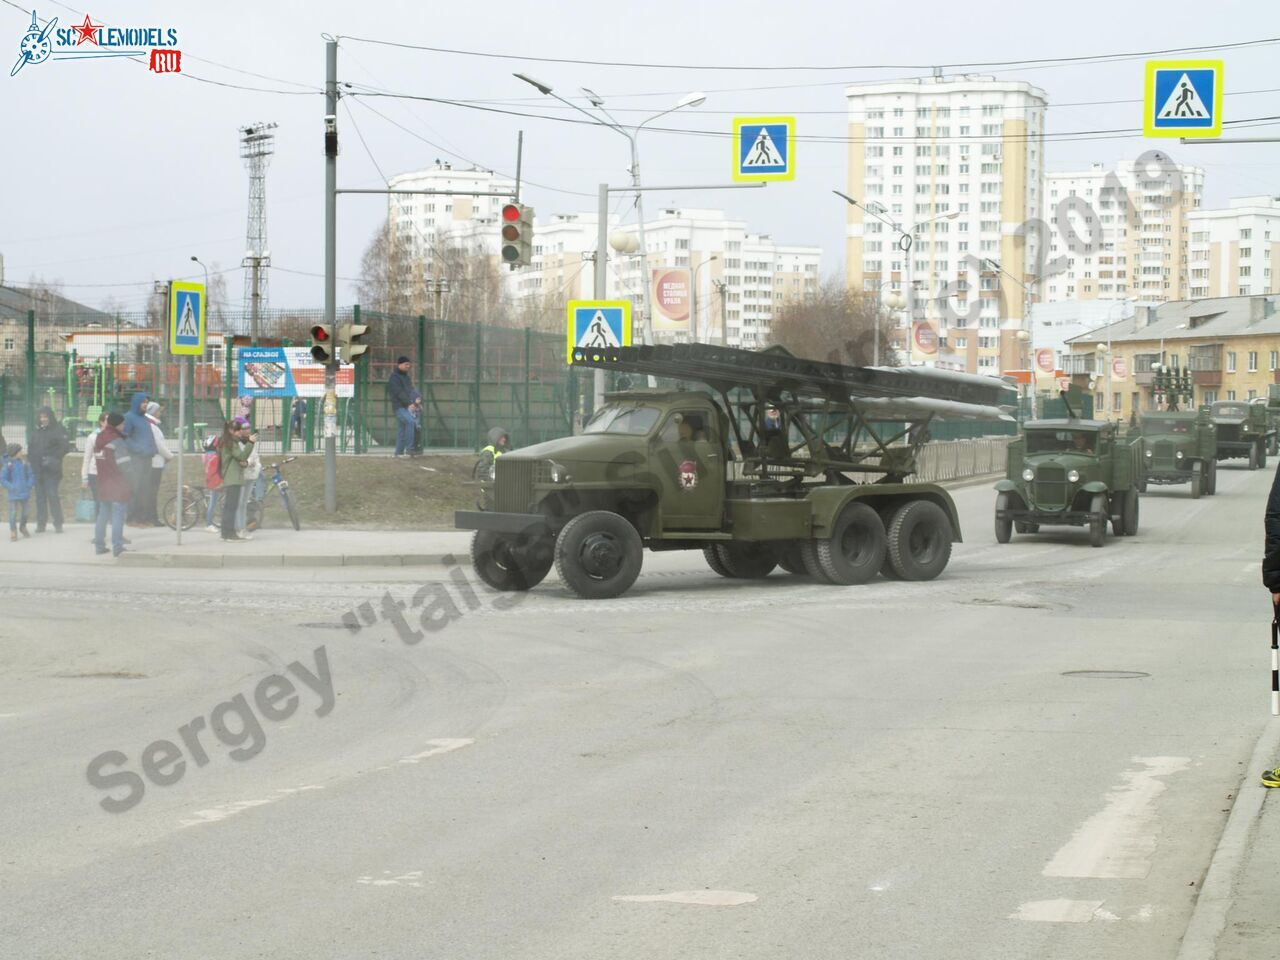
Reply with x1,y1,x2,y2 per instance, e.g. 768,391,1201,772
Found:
471,530,554,592
1261,442,1269,470
1206,459,1217,496
886,500,953,581
994,493,1012,544
1248,444,1260,470
778,542,808,575
1124,488,1139,536
702,544,733,578
799,540,835,584
554,511,643,600
1191,462,1203,499
1088,494,1107,548
816,502,886,585
1110,492,1125,537
1269,435,1278,457
718,542,779,579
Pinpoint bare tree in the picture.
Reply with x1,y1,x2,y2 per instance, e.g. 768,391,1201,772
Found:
768,278,899,367
356,222,424,316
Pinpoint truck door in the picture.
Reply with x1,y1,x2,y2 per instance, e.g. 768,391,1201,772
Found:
651,406,725,530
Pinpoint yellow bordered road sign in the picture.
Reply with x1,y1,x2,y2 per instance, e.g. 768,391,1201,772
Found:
1144,60,1223,138
567,300,631,363
168,280,206,356
733,116,795,182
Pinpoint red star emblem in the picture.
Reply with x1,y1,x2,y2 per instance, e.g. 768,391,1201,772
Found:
72,14,101,45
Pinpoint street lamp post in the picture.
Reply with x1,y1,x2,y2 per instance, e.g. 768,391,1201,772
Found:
862,277,903,367
690,254,719,341
712,279,729,346
516,74,705,344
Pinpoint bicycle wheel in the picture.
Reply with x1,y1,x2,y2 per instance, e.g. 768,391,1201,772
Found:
282,490,301,531
163,493,202,531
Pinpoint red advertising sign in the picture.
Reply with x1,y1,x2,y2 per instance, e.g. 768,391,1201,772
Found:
1111,358,1129,381
650,268,691,331
912,322,938,355
1035,348,1055,373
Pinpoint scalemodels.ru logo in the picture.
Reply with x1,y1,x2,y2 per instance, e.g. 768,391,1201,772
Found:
10,9,182,77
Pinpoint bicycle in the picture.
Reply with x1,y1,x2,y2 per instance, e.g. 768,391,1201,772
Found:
245,457,301,532
163,485,210,531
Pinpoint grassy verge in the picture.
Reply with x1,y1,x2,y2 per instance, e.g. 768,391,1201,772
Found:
54,453,478,531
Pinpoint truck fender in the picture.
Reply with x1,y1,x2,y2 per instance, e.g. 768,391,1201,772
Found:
1081,480,1109,495
994,479,1019,493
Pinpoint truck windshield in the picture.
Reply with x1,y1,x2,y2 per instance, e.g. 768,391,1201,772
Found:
583,404,661,436
1213,405,1246,418
1144,420,1191,434
1026,430,1096,453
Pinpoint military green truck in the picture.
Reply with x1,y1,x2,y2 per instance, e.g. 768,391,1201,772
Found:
1266,386,1280,455
1138,407,1218,497
993,412,1144,548
1210,399,1274,470
455,343,1014,599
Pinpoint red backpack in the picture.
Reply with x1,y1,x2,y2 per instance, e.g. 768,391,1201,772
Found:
203,438,223,490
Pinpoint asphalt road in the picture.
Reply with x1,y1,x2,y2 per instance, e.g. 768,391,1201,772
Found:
0,465,1274,959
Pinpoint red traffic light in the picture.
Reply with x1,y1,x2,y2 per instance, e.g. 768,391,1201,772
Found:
310,325,330,342
502,203,521,222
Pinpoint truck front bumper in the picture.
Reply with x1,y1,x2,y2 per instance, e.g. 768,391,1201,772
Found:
454,510,552,537
1144,470,1191,485
996,506,1095,527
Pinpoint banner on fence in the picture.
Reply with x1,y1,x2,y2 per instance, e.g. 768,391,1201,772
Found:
238,347,354,398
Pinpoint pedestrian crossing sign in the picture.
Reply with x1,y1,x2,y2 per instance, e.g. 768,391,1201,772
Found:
567,300,631,364
168,280,206,356
733,116,795,182
1145,60,1222,138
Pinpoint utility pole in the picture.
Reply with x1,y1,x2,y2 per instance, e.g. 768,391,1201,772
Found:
713,279,728,346
323,40,338,512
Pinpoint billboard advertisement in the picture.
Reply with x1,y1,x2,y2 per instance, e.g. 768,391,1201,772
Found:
911,322,938,357
238,347,355,399
650,268,691,332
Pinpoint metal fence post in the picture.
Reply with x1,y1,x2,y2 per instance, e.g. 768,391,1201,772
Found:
24,309,35,441
223,343,233,421
523,327,532,445
473,324,483,451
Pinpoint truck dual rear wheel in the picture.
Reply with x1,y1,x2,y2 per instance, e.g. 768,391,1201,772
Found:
1088,494,1107,548
777,542,808,576
471,530,555,592
885,501,953,581
702,544,733,578
816,502,886,585
554,511,643,600
718,542,779,579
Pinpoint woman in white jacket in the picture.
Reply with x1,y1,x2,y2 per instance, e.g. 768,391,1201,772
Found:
145,402,174,527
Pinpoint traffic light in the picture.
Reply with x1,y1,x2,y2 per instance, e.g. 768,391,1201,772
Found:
310,323,335,363
339,323,370,362
500,202,534,267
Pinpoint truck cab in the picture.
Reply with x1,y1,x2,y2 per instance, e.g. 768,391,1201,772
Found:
1210,399,1273,470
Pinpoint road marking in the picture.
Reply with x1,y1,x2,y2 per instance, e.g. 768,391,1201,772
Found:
397,738,474,764
1010,899,1106,923
357,870,425,888
1044,756,1189,879
178,784,324,828
612,890,757,906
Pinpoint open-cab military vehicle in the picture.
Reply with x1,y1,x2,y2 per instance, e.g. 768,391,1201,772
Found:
456,343,1014,599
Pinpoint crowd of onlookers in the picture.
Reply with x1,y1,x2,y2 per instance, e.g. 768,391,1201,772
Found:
0,391,262,557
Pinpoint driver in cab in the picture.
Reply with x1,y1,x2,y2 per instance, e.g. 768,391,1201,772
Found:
1072,432,1092,453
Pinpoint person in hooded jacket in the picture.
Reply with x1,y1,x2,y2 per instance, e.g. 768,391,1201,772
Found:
93,412,132,557
121,391,156,525
27,406,69,533
473,427,511,481
1,443,34,540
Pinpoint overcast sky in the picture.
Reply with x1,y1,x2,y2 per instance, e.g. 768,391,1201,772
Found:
4,0,1279,314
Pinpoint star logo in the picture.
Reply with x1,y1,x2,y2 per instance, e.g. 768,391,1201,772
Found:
72,14,100,45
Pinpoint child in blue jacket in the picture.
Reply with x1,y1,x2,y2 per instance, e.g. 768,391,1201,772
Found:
1,443,35,540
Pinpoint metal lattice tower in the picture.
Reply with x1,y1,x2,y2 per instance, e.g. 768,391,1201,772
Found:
240,122,277,339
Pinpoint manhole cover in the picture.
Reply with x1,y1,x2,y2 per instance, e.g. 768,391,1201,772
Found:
1061,670,1150,680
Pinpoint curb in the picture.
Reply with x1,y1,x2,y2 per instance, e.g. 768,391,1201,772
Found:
116,551,458,568
1175,717,1280,960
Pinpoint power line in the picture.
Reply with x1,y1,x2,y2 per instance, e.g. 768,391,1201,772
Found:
337,34,1280,73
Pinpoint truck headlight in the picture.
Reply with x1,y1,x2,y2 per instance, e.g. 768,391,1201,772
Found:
1145,449,1153,458
548,461,572,484
1067,469,1081,483
1175,450,1184,460
1022,468,1035,482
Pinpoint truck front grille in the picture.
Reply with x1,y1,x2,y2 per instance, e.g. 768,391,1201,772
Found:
1217,424,1242,443
495,458,535,514
1033,464,1068,510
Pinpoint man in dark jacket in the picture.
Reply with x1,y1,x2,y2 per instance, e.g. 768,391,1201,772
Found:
121,391,156,524
1262,466,1280,786
27,405,69,533
387,356,422,458
93,412,132,557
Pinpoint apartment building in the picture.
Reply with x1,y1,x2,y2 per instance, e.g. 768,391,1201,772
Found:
385,161,516,264
1187,196,1280,299
1064,294,1280,422
1044,158,1204,305
845,75,1047,374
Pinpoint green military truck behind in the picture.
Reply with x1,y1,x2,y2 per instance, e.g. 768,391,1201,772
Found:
1139,407,1217,497
1210,399,1274,470
994,417,1143,548
456,343,1015,599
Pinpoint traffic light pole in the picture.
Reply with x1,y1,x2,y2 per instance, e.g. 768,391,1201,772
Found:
324,38,338,512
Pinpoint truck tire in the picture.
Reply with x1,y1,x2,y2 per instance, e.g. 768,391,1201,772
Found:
1269,435,1278,457
1261,442,1269,470
702,544,733,578
886,500,953,581
719,542,779,579
995,493,1013,544
778,542,808,575
1191,462,1203,499
1110,492,1125,538
1088,493,1107,548
554,511,643,600
1124,488,1139,536
471,530,554,591
1206,459,1217,496
799,540,836,584
1248,444,1260,470
1136,470,1147,494
816,502,886,585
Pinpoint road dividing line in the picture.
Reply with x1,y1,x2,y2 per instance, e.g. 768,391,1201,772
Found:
612,891,757,906
1010,899,1106,923
179,784,324,828
1043,756,1190,879
397,738,474,764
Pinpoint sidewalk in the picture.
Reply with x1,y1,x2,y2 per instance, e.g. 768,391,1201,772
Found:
0,524,474,568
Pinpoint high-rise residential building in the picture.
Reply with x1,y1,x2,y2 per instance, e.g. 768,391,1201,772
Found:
1043,157,1203,305
1187,196,1280,299
523,207,820,347
845,75,1047,374
386,161,516,265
